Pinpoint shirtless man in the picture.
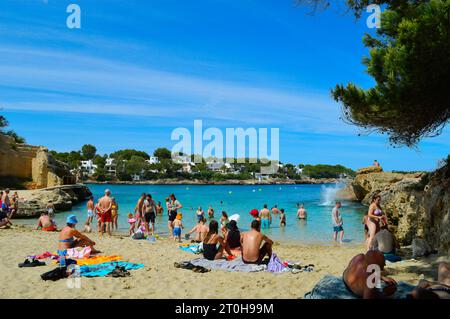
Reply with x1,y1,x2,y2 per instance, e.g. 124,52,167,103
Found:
411,262,450,299
86,196,94,226
297,204,307,219
240,220,273,264
36,211,57,231
343,251,397,299
142,194,157,236
1,189,10,215
187,217,209,242
259,204,271,228
134,193,146,227
98,189,113,237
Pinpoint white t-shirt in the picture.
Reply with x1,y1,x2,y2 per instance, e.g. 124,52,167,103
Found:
331,207,342,226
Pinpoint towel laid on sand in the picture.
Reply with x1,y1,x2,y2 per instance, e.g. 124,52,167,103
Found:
179,244,203,254
79,261,144,277
189,257,267,272
303,275,415,299
76,255,122,265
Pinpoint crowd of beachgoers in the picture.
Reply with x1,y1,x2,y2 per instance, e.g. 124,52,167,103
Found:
1,185,449,299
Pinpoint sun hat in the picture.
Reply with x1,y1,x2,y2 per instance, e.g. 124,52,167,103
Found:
66,215,78,224
249,209,259,217
176,213,182,220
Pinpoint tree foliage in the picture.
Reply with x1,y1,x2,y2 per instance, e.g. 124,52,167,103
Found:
110,149,150,160
153,147,172,159
298,0,450,146
81,144,97,160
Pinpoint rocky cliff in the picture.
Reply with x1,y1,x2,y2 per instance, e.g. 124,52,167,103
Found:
14,184,92,218
0,134,74,189
338,165,449,253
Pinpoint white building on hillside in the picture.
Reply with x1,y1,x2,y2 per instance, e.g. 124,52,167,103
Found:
80,160,97,176
146,156,159,165
105,157,116,174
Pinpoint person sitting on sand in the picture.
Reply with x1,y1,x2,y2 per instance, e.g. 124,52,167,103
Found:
279,209,286,227
0,207,12,228
373,224,399,255
36,211,57,231
297,204,307,219
202,220,233,261
187,217,209,242
411,262,450,299
225,220,241,249
58,215,99,254
343,250,397,299
259,204,271,228
240,220,273,264
172,213,184,242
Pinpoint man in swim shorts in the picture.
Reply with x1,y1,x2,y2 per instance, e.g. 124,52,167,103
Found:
332,201,344,243
343,251,397,299
98,189,113,237
260,204,271,229
241,220,273,264
142,194,157,236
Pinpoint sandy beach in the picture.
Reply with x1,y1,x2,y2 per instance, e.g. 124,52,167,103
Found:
0,225,448,299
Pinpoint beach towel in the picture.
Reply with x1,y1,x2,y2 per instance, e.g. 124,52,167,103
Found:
384,253,402,263
76,255,122,265
267,253,288,273
29,251,59,260
179,243,203,254
188,257,267,273
79,261,144,277
303,275,415,299
66,246,91,259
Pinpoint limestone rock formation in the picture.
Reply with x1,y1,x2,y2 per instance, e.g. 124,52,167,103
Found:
343,165,449,253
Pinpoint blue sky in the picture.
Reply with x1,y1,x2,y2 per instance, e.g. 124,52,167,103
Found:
0,0,448,171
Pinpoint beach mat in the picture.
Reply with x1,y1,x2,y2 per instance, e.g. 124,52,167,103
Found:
189,257,267,272
303,275,415,299
80,261,144,277
179,244,203,254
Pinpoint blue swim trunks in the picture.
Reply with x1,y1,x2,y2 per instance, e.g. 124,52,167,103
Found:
333,225,343,232
261,219,270,228
173,227,181,237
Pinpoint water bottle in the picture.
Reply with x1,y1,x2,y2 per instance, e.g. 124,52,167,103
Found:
59,250,66,268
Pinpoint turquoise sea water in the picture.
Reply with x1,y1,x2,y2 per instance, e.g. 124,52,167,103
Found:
41,183,366,244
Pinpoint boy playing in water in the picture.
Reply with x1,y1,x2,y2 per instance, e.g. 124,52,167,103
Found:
172,213,183,242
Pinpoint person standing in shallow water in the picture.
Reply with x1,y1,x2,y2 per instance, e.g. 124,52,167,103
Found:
332,201,344,243
259,204,271,228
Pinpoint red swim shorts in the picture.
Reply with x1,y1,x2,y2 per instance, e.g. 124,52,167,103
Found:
100,211,112,223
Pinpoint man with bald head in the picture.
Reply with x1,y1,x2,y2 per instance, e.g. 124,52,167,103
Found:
343,250,397,299
98,189,113,237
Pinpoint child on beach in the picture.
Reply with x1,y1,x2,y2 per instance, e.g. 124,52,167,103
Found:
128,213,136,236
279,209,286,227
172,213,183,242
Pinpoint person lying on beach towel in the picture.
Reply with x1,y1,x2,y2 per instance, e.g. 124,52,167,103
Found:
240,220,273,265
410,262,450,299
343,251,398,299
303,275,414,299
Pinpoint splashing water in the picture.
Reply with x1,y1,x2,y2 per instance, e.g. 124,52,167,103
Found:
320,179,347,206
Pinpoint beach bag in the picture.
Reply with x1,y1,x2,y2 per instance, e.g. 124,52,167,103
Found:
41,267,69,281
132,231,146,240
267,253,287,273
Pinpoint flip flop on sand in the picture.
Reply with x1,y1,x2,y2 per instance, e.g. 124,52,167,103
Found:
18,259,46,268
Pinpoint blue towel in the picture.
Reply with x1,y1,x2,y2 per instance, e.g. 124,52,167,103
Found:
80,261,144,277
384,253,402,262
179,244,202,254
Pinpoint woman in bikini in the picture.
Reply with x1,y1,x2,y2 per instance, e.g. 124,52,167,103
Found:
366,195,386,251
202,220,233,261
58,215,100,259
111,197,119,231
